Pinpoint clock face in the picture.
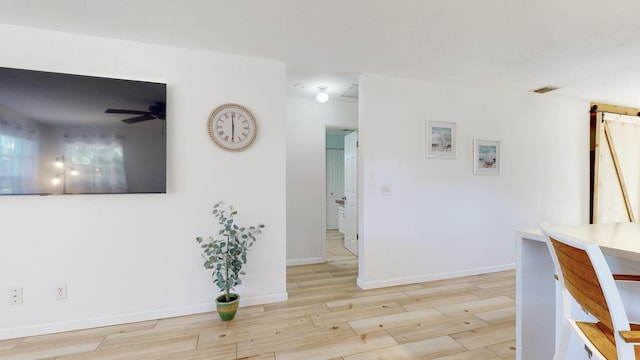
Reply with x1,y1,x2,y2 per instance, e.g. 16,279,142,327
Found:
207,103,257,151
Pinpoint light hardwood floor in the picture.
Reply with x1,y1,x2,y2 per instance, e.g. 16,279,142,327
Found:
0,230,516,359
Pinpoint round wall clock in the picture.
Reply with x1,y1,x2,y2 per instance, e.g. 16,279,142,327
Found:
207,103,257,151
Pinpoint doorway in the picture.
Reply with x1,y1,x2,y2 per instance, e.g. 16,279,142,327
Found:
325,127,358,257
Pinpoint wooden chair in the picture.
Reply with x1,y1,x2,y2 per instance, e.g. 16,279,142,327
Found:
540,223,640,359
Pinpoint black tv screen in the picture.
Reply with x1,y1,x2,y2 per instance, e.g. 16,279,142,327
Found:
0,67,167,195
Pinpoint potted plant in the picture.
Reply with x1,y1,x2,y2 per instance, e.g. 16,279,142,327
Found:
196,201,264,321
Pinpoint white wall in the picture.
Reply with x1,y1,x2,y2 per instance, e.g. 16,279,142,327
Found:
0,24,287,340
286,97,357,265
357,74,589,289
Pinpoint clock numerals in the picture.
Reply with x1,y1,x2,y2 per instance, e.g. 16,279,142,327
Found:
236,128,250,142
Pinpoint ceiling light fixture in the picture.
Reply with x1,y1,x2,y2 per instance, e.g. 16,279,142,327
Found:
316,86,329,103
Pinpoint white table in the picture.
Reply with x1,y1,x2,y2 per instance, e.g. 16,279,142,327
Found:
516,223,640,360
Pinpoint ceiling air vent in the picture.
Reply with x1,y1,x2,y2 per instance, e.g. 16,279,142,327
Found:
341,84,359,98
531,85,559,94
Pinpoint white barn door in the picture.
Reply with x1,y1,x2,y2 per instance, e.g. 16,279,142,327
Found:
594,111,640,223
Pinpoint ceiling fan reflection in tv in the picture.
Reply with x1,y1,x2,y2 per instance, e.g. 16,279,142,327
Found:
105,101,166,124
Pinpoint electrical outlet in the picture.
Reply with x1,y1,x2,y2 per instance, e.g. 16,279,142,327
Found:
56,284,67,300
9,287,23,305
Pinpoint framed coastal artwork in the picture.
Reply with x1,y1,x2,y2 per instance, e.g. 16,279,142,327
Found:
426,121,456,158
473,139,501,174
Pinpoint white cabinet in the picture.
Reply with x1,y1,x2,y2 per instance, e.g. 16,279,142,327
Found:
338,203,345,234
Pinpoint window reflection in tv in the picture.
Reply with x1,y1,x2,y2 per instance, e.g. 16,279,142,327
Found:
0,67,167,195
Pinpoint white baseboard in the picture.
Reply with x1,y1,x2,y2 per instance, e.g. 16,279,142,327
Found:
286,257,324,266
239,292,288,307
357,263,516,290
0,292,288,341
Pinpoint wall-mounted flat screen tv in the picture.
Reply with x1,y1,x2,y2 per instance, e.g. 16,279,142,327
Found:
0,67,167,195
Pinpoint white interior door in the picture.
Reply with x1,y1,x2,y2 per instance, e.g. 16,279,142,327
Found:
344,131,358,256
326,149,344,229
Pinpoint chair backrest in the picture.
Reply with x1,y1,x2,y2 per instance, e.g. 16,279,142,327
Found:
548,231,614,329
540,224,632,350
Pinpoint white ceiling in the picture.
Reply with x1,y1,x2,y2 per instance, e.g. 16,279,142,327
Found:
1,0,640,107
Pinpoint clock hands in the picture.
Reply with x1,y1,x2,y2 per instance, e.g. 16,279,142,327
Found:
231,113,235,143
